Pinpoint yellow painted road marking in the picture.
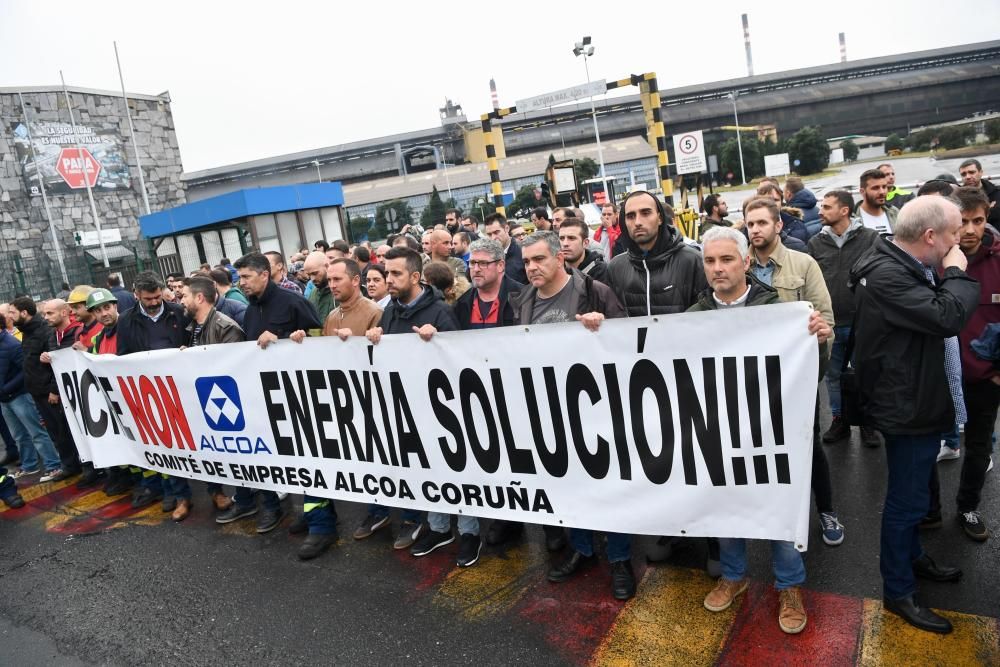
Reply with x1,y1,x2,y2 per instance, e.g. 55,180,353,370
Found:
433,542,548,620
108,502,172,529
41,490,122,530
0,478,77,512
592,567,733,667
858,598,999,666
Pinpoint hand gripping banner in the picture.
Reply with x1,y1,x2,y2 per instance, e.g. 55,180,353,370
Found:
51,302,818,548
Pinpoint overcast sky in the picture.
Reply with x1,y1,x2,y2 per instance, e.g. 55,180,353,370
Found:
3,0,997,173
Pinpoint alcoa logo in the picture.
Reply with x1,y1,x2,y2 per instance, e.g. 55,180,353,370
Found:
195,376,245,431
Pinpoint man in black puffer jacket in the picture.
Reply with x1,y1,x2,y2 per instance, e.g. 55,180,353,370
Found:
606,190,707,317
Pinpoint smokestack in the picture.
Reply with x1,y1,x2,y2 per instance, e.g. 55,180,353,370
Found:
839,32,847,62
489,77,499,111
742,14,754,77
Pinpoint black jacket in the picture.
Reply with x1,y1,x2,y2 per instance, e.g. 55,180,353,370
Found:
607,194,707,316
117,301,190,355
18,314,58,397
453,276,524,329
807,222,879,325
243,280,322,340
379,285,459,334
849,236,979,435
216,294,246,327
513,269,626,323
110,286,137,314
687,274,781,311
504,240,528,285
576,249,610,285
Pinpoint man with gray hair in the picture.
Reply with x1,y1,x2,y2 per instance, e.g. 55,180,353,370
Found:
850,195,979,634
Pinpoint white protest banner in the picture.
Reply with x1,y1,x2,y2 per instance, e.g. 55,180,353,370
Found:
51,302,818,548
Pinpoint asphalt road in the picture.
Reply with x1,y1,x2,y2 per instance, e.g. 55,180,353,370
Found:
0,398,997,666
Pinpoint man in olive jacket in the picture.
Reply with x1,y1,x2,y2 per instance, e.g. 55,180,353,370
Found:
850,196,979,634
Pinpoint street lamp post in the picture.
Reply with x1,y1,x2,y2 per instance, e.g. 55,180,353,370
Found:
312,160,322,183
477,198,485,222
727,90,747,185
573,36,607,193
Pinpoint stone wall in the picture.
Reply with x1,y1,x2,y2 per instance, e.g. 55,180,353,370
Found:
0,87,185,266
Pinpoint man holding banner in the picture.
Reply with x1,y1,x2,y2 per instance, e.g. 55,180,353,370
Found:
510,230,635,599
219,253,321,536
691,226,831,634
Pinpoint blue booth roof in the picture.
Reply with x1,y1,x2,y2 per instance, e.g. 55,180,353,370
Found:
139,182,344,238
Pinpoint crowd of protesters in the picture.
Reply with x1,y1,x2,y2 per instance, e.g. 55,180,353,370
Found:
0,159,995,636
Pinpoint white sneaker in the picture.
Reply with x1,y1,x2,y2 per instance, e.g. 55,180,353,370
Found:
937,445,960,462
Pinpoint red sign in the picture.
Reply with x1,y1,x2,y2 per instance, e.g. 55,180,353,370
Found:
55,147,102,189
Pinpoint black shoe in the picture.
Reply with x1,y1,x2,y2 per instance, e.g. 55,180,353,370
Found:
912,553,962,582
0,452,19,467
215,504,258,524
861,427,881,448
957,510,990,542
883,595,953,634
1,493,25,509
706,537,722,578
131,487,162,509
298,533,336,560
543,525,567,552
103,475,134,497
646,535,682,563
456,533,482,567
76,468,102,489
256,507,285,534
548,551,596,583
161,496,177,513
611,561,636,600
485,520,524,546
919,513,943,530
288,513,308,535
822,416,850,443
410,529,455,557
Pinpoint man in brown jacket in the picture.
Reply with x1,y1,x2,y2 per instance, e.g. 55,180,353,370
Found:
323,258,383,339
178,276,246,520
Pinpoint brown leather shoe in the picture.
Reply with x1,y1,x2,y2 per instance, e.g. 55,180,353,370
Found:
779,587,808,634
704,577,748,612
172,498,192,522
211,491,233,512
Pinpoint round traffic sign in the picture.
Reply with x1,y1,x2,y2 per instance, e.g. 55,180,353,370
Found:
678,133,700,155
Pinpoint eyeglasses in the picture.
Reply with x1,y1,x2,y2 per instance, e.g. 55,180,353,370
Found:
468,260,501,269
511,232,527,240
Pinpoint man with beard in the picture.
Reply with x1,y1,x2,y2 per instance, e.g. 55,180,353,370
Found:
35,299,84,480
176,276,245,522
959,159,1000,227
879,163,914,210
559,217,609,284
12,297,82,481
116,272,192,512
303,251,336,329
362,247,458,552
856,169,898,234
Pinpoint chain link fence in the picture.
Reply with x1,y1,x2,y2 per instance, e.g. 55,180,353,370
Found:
0,240,156,302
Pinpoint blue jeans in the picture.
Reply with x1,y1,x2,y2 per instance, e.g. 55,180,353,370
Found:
941,423,960,450
1,394,60,471
368,502,422,524
569,529,632,562
304,494,337,535
825,325,852,416
428,512,479,536
234,487,281,512
719,538,806,589
881,433,939,600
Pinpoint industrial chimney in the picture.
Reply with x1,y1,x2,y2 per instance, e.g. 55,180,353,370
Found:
489,78,499,111
839,32,847,62
742,14,754,77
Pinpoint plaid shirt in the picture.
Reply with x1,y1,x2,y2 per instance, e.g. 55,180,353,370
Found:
278,277,303,295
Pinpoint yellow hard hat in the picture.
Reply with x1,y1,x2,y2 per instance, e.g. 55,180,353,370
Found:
66,285,94,305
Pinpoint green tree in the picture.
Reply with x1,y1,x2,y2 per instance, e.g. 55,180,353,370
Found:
468,196,497,223
719,134,763,181
787,126,830,175
574,157,599,188
906,129,934,151
987,119,1000,143
885,133,904,152
346,211,373,242
372,199,413,240
507,185,542,219
937,126,974,150
841,138,859,162
420,185,446,228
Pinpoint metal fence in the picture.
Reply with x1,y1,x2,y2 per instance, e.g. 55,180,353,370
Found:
0,240,156,302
